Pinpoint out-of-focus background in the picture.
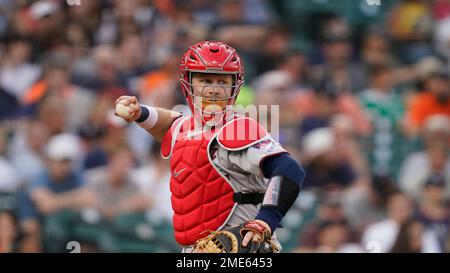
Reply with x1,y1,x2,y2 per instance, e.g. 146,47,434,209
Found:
0,0,449,253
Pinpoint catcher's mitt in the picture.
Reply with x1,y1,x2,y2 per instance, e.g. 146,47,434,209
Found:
193,221,280,253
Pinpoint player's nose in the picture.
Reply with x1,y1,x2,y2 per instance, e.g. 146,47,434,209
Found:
205,85,225,97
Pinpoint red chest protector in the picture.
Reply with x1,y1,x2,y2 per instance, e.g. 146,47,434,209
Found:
161,115,268,246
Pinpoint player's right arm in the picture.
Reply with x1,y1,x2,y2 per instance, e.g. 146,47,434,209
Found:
114,96,180,141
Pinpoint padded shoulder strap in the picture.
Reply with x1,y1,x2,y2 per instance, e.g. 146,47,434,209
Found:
216,117,269,151
161,116,190,159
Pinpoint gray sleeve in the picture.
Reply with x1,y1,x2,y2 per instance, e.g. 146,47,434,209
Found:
217,137,287,178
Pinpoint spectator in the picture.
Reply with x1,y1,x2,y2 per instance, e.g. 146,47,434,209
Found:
314,220,364,253
296,84,372,137
361,28,395,68
310,18,367,94
19,134,93,252
253,71,300,138
0,125,20,192
191,0,217,26
252,26,291,76
361,27,417,86
117,33,148,92
359,64,406,176
79,96,125,170
390,218,424,253
301,128,357,189
85,146,150,220
212,0,268,51
21,53,96,131
0,194,18,253
433,0,450,20
359,64,404,126
363,175,399,228
296,194,352,251
28,0,67,56
0,127,20,253
331,114,370,184
330,115,372,228
361,192,413,253
277,50,310,90
0,34,41,101
66,0,101,42
404,57,450,135
0,86,19,120
252,50,311,138
387,0,434,63
434,20,450,60
8,120,49,183
132,143,172,221
433,0,450,59
415,173,450,252
138,51,180,109
399,115,450,199
71,45,121,90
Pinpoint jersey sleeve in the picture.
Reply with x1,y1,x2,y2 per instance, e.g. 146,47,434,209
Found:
218,136,288,178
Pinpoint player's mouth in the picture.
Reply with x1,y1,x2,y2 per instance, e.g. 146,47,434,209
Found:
201,98,228,113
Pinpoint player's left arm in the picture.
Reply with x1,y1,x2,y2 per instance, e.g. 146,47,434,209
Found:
242,152,305,247
216,117,305,247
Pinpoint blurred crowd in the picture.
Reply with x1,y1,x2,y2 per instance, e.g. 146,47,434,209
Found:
0,0,450,253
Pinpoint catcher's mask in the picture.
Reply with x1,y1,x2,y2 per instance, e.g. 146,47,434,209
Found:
179,40,244,126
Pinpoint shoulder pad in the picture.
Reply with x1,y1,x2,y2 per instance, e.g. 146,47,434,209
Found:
216,117,269,151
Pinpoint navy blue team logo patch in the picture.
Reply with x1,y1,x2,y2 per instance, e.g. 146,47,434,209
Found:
253,139,273,149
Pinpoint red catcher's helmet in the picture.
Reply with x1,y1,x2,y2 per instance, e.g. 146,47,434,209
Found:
179,41,244,124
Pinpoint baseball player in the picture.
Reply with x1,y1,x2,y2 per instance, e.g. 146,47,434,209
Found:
115,41,305,253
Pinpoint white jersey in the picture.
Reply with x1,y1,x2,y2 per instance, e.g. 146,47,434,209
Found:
211,137,286,227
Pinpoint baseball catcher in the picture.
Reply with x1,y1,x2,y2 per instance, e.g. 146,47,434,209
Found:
115,41,305,253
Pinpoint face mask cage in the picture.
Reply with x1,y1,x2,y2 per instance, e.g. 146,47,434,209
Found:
180,74,243,125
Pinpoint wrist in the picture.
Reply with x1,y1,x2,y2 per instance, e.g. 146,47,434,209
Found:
254,219,271,233
135,106,147,122
256,207,283,234
136,105,158,129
